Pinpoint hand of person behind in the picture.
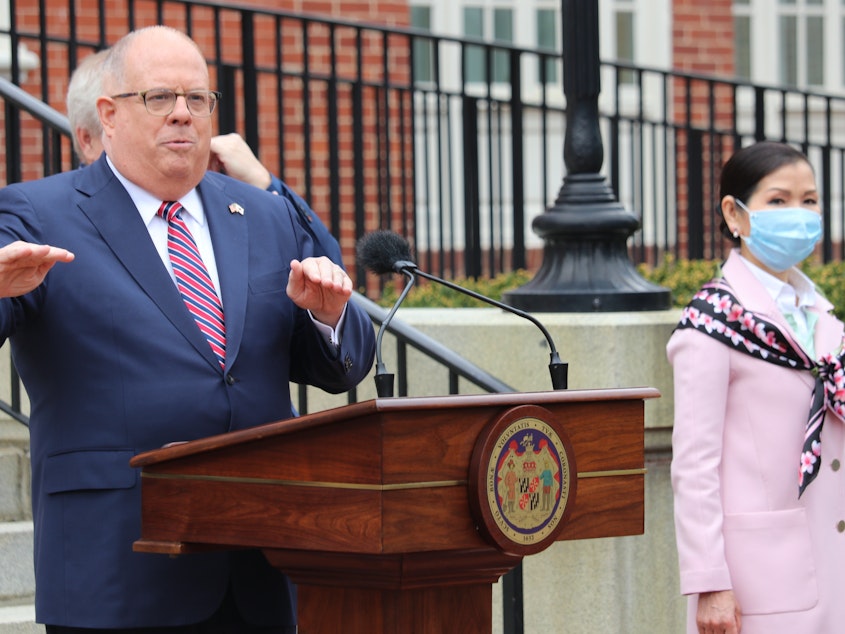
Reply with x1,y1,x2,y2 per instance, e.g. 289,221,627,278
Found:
286,256,352,328
697,590,742,634
0,241,75,298
208,133,272,190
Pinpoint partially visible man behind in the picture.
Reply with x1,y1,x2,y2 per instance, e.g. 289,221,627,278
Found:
66,49,343,262
0,25,375,632
65,49,108,165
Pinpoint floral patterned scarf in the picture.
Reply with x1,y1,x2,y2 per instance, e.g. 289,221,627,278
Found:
676,277,845,497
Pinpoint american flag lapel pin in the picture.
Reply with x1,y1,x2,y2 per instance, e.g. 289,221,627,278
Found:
228,202,245,215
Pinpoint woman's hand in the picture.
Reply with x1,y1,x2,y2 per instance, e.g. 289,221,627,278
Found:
697,590,742,634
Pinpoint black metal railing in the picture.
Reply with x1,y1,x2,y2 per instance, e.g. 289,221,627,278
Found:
5,0,845,288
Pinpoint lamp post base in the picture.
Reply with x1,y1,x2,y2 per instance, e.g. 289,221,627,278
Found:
503,174,671,313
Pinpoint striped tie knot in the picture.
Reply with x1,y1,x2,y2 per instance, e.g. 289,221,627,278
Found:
158,200,183,223
158,200,227,369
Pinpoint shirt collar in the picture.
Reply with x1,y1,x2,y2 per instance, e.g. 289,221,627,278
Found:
105,155,205,227
739,253,816,312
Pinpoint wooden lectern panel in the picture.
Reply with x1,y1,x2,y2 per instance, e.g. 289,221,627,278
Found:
296,584,493,634
130,388,658,633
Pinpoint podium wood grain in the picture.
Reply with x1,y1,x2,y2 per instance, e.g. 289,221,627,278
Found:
131,388,657,633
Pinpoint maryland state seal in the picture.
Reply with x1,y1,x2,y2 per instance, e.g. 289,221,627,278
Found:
469,404,575,555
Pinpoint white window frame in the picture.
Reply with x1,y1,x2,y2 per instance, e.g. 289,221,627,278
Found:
0,0,38,81
735,0,841,92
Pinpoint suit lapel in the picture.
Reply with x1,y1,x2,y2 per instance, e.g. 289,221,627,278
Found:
75,158,222,371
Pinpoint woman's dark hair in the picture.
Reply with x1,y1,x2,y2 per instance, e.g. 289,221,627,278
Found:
718,141,813,244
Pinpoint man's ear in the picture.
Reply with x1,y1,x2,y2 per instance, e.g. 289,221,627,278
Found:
96,96,116,135
75,126,91,150
75,126,103,165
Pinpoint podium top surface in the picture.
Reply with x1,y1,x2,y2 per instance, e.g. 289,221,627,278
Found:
131,387,659,469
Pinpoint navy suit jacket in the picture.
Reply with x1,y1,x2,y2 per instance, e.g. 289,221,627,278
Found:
267,174,344,265
0,156,376,628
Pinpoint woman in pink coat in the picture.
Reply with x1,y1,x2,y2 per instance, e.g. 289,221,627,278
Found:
668,141,845,634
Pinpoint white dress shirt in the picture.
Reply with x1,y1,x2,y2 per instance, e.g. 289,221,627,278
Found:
740,254,818,358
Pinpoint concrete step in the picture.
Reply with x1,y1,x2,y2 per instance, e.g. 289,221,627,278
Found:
0,521,38,633
0,603,42,634
0,522,35,603
0,419,30,523
0,377,38,633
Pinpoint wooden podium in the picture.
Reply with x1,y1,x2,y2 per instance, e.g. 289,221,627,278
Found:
131,388,657,633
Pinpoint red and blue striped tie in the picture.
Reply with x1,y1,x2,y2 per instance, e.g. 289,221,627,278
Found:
158,201,226,368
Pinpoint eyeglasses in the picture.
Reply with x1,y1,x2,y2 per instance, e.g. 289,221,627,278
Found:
110,88,222,117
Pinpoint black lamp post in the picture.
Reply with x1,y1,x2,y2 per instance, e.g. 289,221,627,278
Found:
503,0,670,312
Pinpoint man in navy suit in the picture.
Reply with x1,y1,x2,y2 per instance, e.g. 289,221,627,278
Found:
0,25,375,633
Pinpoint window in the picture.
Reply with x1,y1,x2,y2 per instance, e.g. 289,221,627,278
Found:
776,0,825,87
493,8,513,83
734,0,836,89
536,8,558,84
806,15,824,85
734,13,751,80
780,15,798,85
463,6,485,83
411,4,434,83
462,5,513,84
615,10,635,84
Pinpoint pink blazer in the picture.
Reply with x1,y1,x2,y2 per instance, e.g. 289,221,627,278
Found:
668,250,845,632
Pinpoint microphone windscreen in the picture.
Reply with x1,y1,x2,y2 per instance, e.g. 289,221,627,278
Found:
356,230,415,274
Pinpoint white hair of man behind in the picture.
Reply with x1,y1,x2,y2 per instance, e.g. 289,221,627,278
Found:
66,49,108,160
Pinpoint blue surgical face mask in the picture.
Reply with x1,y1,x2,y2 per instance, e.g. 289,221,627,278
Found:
735,199,822,272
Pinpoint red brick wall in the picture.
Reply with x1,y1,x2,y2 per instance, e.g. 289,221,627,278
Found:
671,0,736,257
672,0,734,77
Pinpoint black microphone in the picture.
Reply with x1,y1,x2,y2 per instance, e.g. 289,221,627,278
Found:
356,232,417,397
357,230,568,391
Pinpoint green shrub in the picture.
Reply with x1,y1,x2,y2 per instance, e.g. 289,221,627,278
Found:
800,260,845,320
373,257,845,319
376,270,533,308
636,256,845,320
636,255,720,309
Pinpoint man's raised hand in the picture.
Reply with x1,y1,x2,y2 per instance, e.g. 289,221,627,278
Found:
0,241,75,298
